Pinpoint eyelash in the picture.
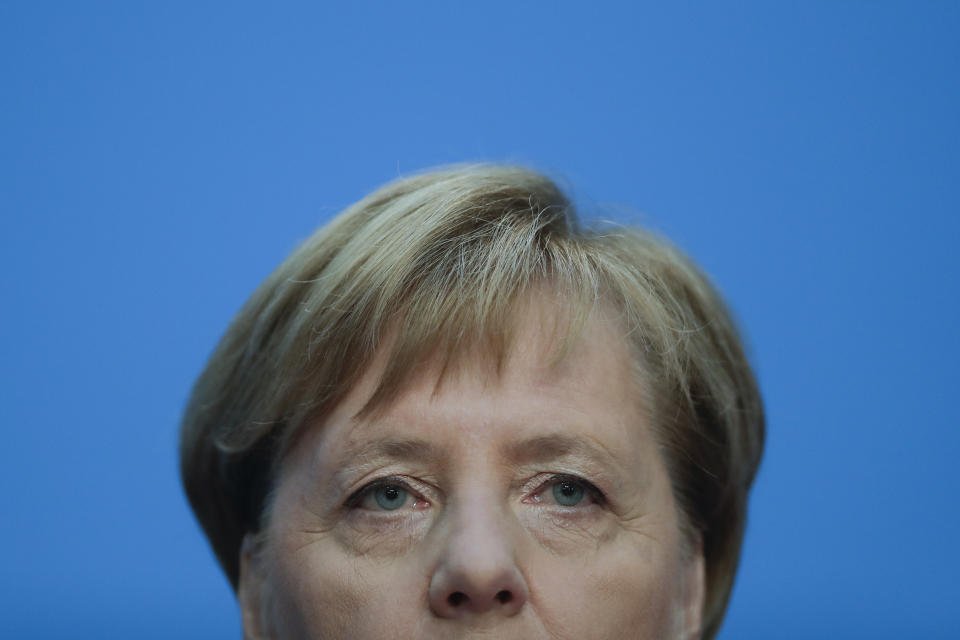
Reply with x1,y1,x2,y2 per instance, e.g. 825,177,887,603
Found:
527,474,607,508
345,473,606,511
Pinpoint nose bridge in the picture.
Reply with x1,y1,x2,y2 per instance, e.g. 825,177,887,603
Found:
427,478,529,618
451,482,511,555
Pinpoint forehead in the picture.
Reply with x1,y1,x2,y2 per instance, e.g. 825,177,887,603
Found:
289,299,654,476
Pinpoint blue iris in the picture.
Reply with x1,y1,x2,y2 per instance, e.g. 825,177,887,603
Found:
374,484,408,510
552,480,585,506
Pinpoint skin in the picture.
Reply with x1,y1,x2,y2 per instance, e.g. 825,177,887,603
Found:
239,303,705,639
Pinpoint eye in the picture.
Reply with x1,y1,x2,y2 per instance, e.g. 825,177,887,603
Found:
346,477,429,512
552,478,586,506
528,474,606,508
369,484,409,510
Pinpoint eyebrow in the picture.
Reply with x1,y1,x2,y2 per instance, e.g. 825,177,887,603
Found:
338,433,617,465
329,432,626,491
331,436,447,487
344,436,445,466
503,433,622,472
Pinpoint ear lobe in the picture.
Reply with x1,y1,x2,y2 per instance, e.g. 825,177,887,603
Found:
681,540,706,640
238,533,272,640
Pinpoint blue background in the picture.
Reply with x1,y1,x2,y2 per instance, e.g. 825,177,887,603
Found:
2,2,958,637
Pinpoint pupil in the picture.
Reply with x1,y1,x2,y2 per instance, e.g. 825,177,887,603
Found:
552,480,584,506
374,484,407,510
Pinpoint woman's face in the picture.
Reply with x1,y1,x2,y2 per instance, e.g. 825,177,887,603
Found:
240,307,704,639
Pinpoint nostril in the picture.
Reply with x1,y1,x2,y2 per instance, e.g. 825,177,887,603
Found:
430,569,528,618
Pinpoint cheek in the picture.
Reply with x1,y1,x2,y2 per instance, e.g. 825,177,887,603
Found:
525,528,686,639
268,534,428,640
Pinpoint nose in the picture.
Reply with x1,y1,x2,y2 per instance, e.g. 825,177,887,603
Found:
428,505,529,619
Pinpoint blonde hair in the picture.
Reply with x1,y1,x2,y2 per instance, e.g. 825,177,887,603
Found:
180,165,764,639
